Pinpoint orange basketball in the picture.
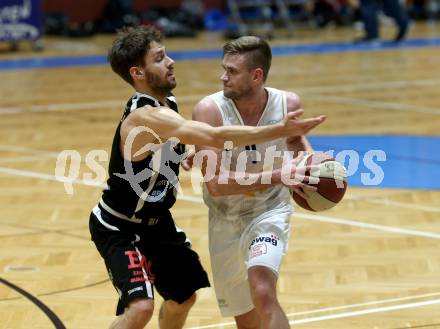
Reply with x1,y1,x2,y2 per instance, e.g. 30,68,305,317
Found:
291,152,348,212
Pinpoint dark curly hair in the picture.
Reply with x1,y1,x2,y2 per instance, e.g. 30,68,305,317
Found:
108,25,163,85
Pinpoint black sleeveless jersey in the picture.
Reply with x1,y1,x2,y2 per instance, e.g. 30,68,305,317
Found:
101,92,185,221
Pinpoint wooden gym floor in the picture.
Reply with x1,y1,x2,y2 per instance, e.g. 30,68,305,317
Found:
0,22,439,328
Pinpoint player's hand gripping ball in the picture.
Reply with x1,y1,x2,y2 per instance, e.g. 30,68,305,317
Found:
291,152,347,212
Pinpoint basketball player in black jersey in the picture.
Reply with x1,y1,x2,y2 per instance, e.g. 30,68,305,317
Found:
89,26,325,329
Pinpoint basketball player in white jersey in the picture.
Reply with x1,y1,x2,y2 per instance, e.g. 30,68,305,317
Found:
191,36,318,329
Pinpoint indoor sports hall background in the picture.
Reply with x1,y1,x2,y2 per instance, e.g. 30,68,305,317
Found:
0,0,439,328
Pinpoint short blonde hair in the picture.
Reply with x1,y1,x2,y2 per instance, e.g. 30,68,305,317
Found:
223,36,272,82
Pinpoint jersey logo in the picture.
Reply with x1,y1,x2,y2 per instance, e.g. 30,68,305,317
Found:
249,243,267,259
115,126,187,202
249,234,279,249
267,119,280,124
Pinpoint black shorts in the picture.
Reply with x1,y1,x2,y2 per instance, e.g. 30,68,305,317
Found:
89,207,210,315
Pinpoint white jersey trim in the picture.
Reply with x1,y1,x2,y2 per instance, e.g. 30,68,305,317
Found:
134,92,161,108
134,245,154,298
229,101,245,125
92,205,120,231
211,96,228,125
99,198,142,224
282,91,287,116
255,89,273,126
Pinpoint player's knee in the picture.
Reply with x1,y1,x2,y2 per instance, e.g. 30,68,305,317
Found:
184,292,197,308
126,298,154,324
180,293,197,310
250,281,277,311
165,293,197,314
248,266,278,308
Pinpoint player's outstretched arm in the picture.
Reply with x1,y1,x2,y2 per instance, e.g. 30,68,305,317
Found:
120,103,325,160
190,97,324,147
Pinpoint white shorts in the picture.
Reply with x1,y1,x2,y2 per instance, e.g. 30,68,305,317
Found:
208,203,292,317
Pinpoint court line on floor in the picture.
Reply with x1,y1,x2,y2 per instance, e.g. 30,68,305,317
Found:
0,166,104,187
298,77,440,94
1,78,440,115
308,95,440,115
2,93,437,116
289,298,440,325
1,94,437,116
293,212,440,239
0,277,66,329
179,193,440,213
0,100,123,114
1,166,439,240
285,291,440,317
0,96,202,114
2,166,440,326
2,37,440,71
179,192,440,235
0,155,55,164
0,278,110,302
0,156,439,214
363,198,440,213
0,145,60,156
186,293,440,328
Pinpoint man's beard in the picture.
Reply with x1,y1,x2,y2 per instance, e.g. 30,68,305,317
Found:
147,71,176,95
223,84,251,100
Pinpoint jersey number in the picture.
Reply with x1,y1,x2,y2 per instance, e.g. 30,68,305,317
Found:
245,144,258,164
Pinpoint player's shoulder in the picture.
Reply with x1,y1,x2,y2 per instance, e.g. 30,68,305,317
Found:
266,87,300,104
266,87,301,112
198,90,224,105
194,92,223,114
284,90,301,111
193,93,223,125
195,95,216,108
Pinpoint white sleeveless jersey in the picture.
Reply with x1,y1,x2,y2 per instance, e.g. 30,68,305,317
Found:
203,87,292,221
